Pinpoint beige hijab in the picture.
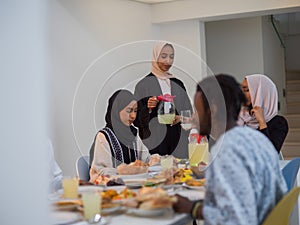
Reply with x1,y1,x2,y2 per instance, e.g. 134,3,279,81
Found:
238,74,278,129
151,41,175,80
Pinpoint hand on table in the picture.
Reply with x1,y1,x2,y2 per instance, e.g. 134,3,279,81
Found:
172,194,193,214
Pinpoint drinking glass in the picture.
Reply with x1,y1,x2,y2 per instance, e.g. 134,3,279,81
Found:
62,176,79,198
188,142,209,166
81,191,101,221
160,155,174,186
180,110,192,130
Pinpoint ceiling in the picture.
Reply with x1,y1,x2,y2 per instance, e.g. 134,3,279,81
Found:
130,0,179,4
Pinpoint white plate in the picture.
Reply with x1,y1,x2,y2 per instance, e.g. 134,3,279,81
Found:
126,208,170,217
182,183,205,191
148,165,162,172
78,185,105,192
115,173,149,180
50,211,82,225
124,180,144,189
56,185,104,196
77,205,123,215
102,205,124,214
176,189,205,201
51,198,81,211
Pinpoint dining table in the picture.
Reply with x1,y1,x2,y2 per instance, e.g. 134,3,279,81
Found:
49,169,205,225
50,159,300,225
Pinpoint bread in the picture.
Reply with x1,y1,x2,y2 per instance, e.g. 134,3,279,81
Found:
130,160,148,167
138,187,166,196
136,187,168,202
139,196,177,210
117,160,148,175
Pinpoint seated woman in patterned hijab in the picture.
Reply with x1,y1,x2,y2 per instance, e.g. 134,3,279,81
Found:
89,89,159,182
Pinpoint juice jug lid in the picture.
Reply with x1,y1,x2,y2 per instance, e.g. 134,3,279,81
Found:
190,134,206,143
157,94,176,102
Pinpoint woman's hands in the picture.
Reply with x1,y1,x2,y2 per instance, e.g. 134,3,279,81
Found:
171,115,181,126
251,106,267,129
148,154,161,166
148,96,159,110
172,194,193,214
147,96,184,127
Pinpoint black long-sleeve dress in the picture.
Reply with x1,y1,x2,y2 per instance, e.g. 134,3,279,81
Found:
134,73,193,158
259,115,289,153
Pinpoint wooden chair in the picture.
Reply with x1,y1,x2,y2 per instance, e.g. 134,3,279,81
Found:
262,187,300,225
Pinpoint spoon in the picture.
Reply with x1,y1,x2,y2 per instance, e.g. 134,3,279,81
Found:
88,213,102,224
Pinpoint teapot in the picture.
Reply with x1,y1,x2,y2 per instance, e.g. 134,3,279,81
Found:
157,94,176,124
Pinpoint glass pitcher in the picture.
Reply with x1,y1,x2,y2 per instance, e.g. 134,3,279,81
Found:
157,94,176,124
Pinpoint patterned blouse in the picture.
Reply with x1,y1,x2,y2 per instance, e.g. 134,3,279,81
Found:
203,126,287,225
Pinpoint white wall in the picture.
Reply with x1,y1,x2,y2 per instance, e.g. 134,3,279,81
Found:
0,1,49,224
159,20,209,101
205,16,286,113
205,17,264,82
49,0,210,175
50,0,295,175
261,16,286,114
285,35,300,71
151,0,300,23
49,0,161,175
276,12,300,71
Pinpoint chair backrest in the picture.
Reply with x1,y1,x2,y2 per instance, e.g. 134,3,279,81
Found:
279,151,284,160
76,155,90,181
282,157,300,191
262,187,300,225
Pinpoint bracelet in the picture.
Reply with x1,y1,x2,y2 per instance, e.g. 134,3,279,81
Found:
191,201,202,219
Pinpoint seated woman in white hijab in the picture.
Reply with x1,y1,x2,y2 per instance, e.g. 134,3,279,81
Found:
238,74,289,153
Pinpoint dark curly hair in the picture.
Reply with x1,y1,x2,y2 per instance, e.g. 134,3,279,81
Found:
197,74,246,122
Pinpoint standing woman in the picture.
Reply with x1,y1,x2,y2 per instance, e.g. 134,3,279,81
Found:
134,41,192,157
238,74,289,153
89,89,159,182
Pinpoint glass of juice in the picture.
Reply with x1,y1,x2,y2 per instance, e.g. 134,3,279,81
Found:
62,176,79,198
161,155,174,186
81,191,101,221
188,142,209,166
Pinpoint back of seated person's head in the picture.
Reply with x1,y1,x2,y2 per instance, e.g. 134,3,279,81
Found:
197,74,246,123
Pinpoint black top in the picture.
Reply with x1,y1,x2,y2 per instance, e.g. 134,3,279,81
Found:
134,73,193,157
259,115,289,153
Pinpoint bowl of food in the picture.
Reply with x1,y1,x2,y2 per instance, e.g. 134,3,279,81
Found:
190,161,207,179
